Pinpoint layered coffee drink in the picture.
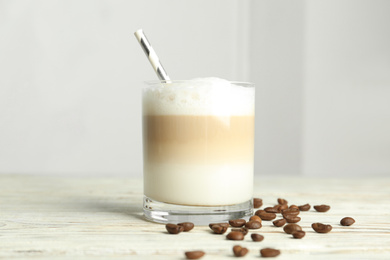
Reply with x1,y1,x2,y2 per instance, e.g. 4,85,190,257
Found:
143,78,255,207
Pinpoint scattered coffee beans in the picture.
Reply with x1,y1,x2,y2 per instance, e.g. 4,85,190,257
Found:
273,218,286,227
178,222,194,232
168,198,349,258
264,207,278,213
255,210,277,221
283,223,302,234
185,251,205,259
249,215,262,223
260,248,281,257
229,219,246,227
253,198,263,208
283,215,301,223
231,228,249,236
314,204,330,212
245,220,262,229
227,231,245,240
166,223,184,234
340,217,355,226
233,245,249,257
298,203,311,211
251,233,264,242
277,198,288,205
312,223,332,233
292,230,306,239
209,223,229,229
211,224,228,234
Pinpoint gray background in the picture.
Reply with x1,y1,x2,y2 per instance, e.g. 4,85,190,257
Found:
1,0,389,178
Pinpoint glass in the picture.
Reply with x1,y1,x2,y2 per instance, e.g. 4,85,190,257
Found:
142,80,255,224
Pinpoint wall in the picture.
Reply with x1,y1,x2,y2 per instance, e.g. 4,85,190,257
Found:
303,0,390,177
0,0,248,177
250,0,305,175
0,0,389,177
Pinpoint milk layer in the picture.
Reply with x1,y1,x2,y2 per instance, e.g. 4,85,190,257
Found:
144,163,253,206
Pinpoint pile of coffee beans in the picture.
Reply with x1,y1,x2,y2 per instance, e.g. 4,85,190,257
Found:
164,197,355,259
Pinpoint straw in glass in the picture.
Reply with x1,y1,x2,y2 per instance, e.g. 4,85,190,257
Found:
134,29,171,81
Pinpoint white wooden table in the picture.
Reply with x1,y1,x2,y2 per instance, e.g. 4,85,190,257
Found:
1,175,389,259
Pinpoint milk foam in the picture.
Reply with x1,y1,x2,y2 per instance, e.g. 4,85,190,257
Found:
143,77,255,116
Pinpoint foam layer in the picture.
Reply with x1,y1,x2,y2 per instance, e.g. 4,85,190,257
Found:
143,77,255,116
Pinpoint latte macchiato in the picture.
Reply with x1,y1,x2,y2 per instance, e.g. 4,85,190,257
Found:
143,78,255,206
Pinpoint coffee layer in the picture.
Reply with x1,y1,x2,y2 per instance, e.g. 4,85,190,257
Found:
143,115,254,164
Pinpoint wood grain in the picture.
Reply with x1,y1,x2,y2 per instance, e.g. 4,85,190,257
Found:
1,175,389,259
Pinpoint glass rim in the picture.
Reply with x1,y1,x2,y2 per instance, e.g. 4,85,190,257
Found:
144,80,254,87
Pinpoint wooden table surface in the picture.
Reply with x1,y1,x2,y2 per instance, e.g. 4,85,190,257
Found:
1,174,390,259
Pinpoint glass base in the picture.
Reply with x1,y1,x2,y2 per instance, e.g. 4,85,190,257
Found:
143,196,253,225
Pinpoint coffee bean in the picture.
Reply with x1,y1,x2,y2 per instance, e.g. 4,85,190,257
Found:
312,223,332,233
253,198,263,208
272,218,286,227
260,248,281,257
264,207,278,213
340,217,355,226
292,230,306,239
298,203,311,211
289,204,299,210
229,219,246,227
255,210,276,221
314,204,330,212
250,215,262,223
211,224,228,234
232,245,242,255
283,223,302,234
240,247,249,256
165,223,184,234
283,215,301,223
251,233,264,242
233,245,249,257
226,231,245,240
231,227,249,236
233,245,241,255
178,222,194,232
273,205,281,213
279,204,289,210
277,198,288,205
209,223,229,229
245,220,262,229
185,250,205,259
281,208,300,216
274,204,288,213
